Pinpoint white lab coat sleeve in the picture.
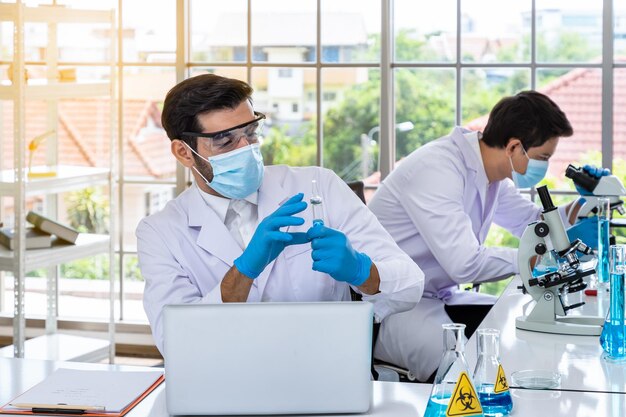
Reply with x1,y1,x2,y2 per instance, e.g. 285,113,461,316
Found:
137,219,223,353
492,179,542,237
493,179,574,237
391,158,518,284
320,169,424,320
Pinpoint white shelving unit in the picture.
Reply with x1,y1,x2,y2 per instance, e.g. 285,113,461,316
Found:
0,2,116,362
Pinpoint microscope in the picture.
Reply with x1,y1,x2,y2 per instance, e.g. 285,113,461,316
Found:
565,164,626,220
516,185,604,336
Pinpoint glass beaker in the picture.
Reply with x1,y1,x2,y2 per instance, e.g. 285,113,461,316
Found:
473,329,513,417
424,323,484,417
599,245,626,360
598,197,611,286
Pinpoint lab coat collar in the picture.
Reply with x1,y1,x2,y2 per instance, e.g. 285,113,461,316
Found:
187,185,242,267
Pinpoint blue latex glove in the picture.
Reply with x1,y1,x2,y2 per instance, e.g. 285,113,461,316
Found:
306,222,372,286
575,165,611,196
566,216,599,249
234,193,310,279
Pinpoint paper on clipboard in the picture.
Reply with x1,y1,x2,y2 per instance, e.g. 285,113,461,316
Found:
2,368,163,414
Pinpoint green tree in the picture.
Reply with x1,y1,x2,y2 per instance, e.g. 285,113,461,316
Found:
65,187,109,234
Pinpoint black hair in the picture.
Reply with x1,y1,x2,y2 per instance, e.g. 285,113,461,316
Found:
481,90,573,149
161,74,254,150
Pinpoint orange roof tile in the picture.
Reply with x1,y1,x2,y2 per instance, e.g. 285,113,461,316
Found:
2,98,175,179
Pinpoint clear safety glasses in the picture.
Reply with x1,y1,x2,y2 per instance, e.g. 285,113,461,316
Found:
183,112,266,154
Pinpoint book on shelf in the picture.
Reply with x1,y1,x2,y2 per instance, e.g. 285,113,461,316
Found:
26,211,80,244
0,227,53,250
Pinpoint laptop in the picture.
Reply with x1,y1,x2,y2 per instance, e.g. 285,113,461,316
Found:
163,302,373,415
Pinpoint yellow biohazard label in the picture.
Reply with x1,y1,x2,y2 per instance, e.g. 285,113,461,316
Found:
493,364,509,394
446,371,483,417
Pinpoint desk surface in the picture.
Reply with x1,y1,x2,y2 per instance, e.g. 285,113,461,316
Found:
1,357,626,416
465,277,626,394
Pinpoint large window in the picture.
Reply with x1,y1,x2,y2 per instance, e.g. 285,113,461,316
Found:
3,1,624,324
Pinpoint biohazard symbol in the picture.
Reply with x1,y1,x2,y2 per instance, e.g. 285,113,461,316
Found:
493,364,509,394
446,371,483,417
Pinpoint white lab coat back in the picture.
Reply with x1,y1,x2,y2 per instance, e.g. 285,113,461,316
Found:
369,127,542,302
369,127,573,380
137,165,424,354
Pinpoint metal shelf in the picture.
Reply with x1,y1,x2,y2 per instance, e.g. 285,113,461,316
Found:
0,334,110,362
0,4,112,24
0,165,110,197
0,81,110,100
0,234,110,272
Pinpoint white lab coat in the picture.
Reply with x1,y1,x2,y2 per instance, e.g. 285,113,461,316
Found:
369,127,570,380
137,165,424,354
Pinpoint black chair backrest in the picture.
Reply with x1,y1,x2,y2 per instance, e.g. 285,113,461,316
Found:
346,181,366,205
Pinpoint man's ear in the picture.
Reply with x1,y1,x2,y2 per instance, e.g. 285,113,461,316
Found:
171,139,195,168
505,138,522,158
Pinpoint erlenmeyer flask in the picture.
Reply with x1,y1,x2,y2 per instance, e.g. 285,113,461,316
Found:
424,323,484,417
532,249,559,278
599,245,626,360
472,329,513,416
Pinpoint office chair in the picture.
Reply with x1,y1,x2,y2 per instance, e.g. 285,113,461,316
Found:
344,180,418,382
346,180,366,205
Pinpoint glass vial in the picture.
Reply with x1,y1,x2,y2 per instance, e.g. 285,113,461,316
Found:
600,245,626,360
473,329,513,417
310,179,323,226
598,197,611,286
424,323,484,417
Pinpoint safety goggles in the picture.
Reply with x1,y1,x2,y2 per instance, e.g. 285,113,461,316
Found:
183,112,266,154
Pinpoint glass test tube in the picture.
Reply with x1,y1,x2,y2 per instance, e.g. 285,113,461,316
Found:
310,180,323,226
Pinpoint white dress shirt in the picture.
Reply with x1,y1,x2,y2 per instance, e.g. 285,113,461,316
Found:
197,187,258,249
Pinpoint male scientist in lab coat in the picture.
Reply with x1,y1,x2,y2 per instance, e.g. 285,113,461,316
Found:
136,74,424,355
369,90,606,381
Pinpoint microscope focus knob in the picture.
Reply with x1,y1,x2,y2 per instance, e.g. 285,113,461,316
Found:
535,243,547,255
534,222,549,238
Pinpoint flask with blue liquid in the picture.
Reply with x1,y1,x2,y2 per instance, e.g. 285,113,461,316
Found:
424,323,484,417
600,244,626,360
532,249,559,278
473,329,513,416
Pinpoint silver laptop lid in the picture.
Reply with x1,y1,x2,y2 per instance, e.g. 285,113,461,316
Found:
163,301,373,415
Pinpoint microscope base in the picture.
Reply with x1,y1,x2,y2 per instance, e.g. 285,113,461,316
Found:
515,316,603,336
515,290,603,336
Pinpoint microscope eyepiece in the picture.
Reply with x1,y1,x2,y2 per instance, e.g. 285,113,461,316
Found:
565,164,599,194
537,185,556,211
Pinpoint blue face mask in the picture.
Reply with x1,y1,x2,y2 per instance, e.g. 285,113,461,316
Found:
510,147,549,189
187,143,264,199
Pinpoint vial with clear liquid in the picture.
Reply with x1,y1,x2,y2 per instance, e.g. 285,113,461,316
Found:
473,329,513,417
598,197,611,286
600,244,626,360
310,180,324,226
424,323,484,417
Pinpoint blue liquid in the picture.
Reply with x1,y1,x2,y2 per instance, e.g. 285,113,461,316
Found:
424,395,484,417
598,219,610,284
478,385,513,417
600,272,626,358
532,265,558,278
424,396,450,417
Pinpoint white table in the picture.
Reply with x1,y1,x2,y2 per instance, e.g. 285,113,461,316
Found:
465,277,626,394
2,357,626,416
